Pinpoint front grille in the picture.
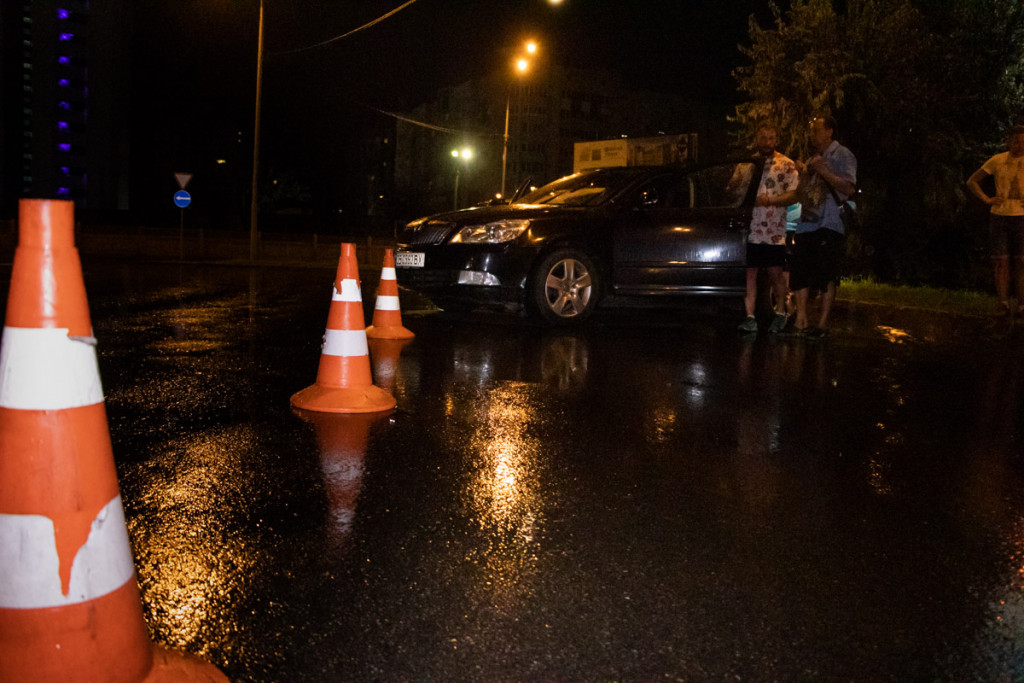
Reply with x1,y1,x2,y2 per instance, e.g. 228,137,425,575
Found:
399,221,455,246
396,268,455,289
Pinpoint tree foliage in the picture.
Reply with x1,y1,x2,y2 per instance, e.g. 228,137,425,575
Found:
733,0,1024,285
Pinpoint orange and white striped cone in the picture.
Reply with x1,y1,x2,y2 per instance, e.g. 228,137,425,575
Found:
290,242,396,414
365,248,414,340
0,199,227,683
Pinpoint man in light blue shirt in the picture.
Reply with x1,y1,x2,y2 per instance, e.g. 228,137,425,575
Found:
789,116,857,337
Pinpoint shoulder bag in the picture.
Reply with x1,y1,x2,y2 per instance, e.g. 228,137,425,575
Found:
828,184,860,233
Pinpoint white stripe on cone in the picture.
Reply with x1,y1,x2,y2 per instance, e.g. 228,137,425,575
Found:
322,329,369,358
0,496,136,608
0,326,104,410
374,296,401,311
381,267,396,280
331,279,361,303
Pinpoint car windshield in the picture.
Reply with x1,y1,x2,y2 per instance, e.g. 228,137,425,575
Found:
518,169,640,206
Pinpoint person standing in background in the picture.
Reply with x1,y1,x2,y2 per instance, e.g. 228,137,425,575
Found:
738,123,799,334
967,125,1024,317
789,116,857,338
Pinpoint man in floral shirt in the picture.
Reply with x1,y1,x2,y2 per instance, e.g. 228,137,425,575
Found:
738,123,799,334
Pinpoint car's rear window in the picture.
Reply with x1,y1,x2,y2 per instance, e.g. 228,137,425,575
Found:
519,170,638,206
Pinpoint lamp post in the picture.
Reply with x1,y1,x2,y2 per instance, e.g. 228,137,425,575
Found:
500,41,537,200
249,0,265,263
452,147,473,210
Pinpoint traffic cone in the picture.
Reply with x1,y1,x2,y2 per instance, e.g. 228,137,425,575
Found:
0,200,227,683
291,242,396,414
368,337,412,395
365,248,414,340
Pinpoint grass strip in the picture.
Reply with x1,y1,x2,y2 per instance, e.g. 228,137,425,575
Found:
838,277,995,317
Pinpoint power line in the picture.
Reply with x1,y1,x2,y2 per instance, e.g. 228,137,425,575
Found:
270,0,419,57
358,102,502,138
265,0,502,139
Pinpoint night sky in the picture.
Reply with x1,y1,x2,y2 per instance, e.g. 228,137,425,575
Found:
128,0,781,216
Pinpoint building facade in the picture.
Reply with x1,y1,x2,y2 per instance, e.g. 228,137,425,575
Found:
394,63,713,218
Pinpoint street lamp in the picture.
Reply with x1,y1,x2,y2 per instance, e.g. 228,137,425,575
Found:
452,147,473,210
501,40,537,200
249,0,265,263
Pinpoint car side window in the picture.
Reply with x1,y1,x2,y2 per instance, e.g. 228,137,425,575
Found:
634,174,692,209
661,175,693,208
691,162,756,209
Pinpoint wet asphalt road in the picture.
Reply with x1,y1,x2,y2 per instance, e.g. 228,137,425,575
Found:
7,260,1024,681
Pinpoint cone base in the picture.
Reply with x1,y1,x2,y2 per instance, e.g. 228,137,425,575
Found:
290,383,396,414
144,645,229,683
0,581,152,683
365,324,415,340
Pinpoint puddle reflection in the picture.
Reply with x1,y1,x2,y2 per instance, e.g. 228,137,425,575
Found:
436,327,592,395
369,338,412,396
127,427,261,657
294,409,393,550
538,333,589,392
877,325,913,344
449,380,545,613
860,358,911,496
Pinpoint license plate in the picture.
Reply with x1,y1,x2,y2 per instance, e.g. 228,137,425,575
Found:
395,251,425,268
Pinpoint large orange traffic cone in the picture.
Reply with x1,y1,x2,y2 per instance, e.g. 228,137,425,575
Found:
0,200,227,683
365,248,414,340
291,243,396,413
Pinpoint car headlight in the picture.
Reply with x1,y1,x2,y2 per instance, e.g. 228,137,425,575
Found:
450,219,530,244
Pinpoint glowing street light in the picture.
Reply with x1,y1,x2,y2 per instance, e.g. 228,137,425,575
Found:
502,40,538,201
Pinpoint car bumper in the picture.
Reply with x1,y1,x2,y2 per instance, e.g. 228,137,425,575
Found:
395,244,538,309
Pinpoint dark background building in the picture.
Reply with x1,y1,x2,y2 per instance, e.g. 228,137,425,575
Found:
395,63,717,217
2,1,775,232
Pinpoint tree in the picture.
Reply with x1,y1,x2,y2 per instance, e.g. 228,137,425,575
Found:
733,0,1024,285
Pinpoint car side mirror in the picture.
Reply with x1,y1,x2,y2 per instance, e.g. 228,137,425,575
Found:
636,189,659,209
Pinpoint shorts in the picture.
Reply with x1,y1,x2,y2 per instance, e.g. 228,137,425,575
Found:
989,214,1024,258
789,228,844,293
745,242,787,268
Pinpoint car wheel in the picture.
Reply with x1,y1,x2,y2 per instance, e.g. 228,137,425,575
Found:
530,248,600,325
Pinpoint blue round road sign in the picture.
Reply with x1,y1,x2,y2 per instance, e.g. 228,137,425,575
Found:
174,190,192,208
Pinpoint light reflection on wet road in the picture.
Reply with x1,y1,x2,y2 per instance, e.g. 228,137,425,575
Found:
7,261,1024,680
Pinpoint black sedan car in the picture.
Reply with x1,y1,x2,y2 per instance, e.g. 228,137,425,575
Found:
395,160,764,325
